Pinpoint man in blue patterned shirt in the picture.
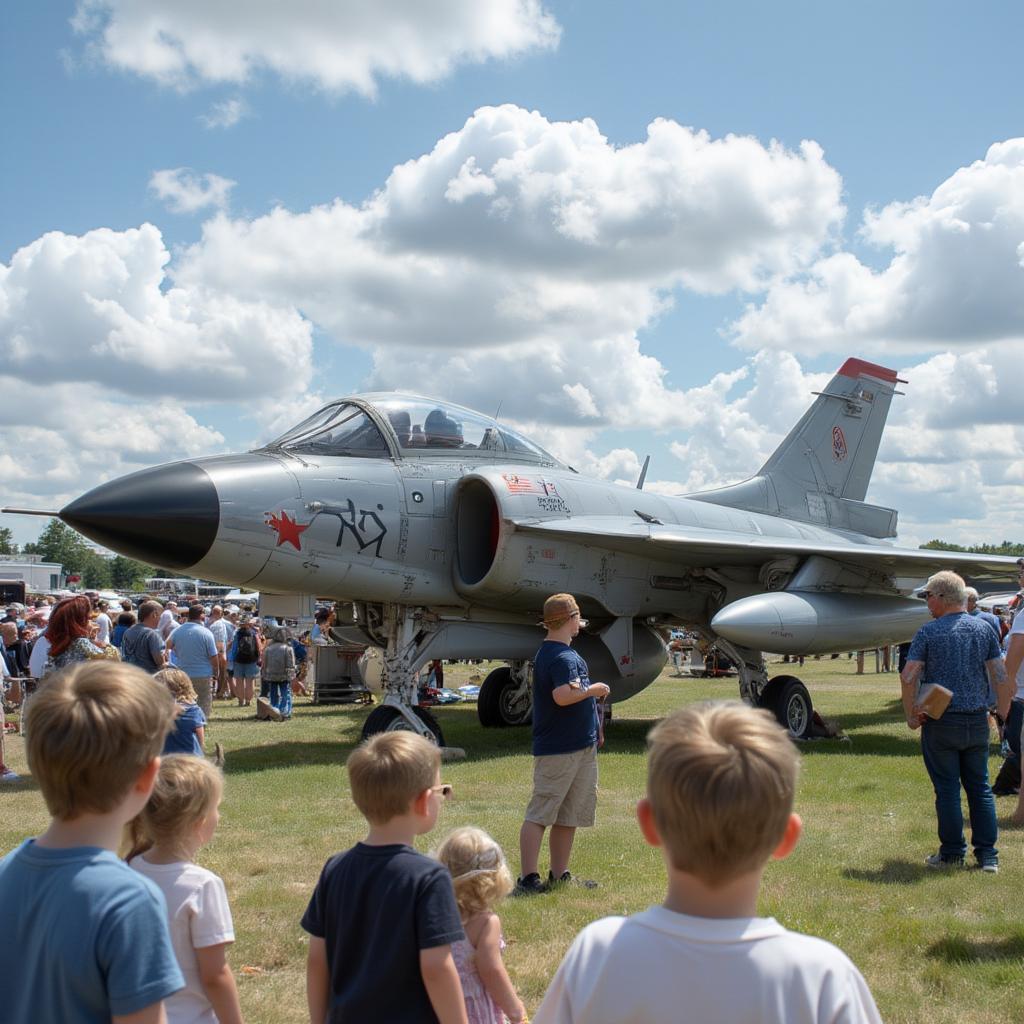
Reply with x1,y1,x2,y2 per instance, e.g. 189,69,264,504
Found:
901,571,1010,872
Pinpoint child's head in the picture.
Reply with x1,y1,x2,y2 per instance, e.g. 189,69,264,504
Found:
434,827,513,918
644,701,799,888
130,755,224,858
155,666,198,704
347,731,441,825
26,662,177,821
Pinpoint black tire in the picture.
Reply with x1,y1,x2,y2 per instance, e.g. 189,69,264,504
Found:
361,705,445,746
477,666,532,728
760,675,813,739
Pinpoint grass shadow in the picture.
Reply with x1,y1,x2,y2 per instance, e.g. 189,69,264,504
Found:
926,933,1024,963
800,731,923,758
830,699,906,730
842,860,929,885
221,740,353,774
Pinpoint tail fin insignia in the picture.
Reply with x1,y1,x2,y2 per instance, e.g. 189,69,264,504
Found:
688,357,901,538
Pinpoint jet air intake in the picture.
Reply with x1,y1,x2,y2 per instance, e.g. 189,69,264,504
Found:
711,591,930,656
455,478,500,587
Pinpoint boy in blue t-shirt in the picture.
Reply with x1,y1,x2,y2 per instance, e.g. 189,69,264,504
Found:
0,661,185,1023
302,731,466,1024
517,593,610,895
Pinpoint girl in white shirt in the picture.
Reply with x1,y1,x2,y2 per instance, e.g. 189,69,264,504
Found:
128,756,243,1024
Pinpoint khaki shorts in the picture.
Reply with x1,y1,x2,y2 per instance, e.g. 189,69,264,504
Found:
190,676,213,719
524,746,598,828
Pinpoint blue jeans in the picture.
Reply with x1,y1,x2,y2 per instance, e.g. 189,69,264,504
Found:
1005,700,1023,765
269,680,292,719
920,712,997,863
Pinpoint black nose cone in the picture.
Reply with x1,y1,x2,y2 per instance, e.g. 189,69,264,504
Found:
60,461,219,570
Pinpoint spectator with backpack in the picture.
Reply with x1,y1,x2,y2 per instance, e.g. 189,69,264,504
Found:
258,627,296,722
228,616,262,708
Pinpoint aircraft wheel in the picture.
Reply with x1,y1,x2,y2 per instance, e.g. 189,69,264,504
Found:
760,675,813,740
477,666,532,728
361,705,445,746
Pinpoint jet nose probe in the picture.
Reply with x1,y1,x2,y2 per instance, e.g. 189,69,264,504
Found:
59,461,220,570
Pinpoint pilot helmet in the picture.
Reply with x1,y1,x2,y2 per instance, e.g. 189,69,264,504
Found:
424,408,463,445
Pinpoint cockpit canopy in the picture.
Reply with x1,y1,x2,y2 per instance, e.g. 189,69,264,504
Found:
264,393,562,465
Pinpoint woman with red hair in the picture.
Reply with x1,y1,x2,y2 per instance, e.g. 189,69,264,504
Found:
43,596,118,676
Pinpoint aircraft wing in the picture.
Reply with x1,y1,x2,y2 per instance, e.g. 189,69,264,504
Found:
510,515,1021,588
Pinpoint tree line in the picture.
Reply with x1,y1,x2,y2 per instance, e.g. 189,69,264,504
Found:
919,539,1024,557
0,522,171,591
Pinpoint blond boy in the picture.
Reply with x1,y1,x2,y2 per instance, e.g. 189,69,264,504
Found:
0,662,184,1024
534,701,882,1024
302,732,468,1024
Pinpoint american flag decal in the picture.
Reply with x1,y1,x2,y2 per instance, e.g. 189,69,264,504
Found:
502,474,540,494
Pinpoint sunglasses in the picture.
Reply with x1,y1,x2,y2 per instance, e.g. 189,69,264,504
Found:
918,591,932,599
430,784,453,799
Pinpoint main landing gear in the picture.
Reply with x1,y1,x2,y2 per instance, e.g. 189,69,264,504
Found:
363,704,444,745
477,661,532,727
710,636,813,740
359,605,447,747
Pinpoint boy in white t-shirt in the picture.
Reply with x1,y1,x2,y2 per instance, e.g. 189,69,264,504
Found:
533,701,883,1024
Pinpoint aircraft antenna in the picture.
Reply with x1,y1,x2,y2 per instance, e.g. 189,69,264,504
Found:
636,455,650,490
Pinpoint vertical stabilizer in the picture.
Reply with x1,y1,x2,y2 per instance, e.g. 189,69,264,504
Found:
689,358,902,537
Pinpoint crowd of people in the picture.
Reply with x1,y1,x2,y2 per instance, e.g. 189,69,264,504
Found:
0,593,316,782
1,565,1023,1022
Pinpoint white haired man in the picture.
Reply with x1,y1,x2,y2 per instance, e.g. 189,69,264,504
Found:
901,571,1011,872
964,587,1002,645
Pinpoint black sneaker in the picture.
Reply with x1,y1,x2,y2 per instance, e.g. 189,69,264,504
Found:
548,870,598,890
513,872,549,896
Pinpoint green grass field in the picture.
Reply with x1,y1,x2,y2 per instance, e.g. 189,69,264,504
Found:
4,658,1024,1022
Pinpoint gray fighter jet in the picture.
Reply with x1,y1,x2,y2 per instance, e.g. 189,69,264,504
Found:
7,358,1019,742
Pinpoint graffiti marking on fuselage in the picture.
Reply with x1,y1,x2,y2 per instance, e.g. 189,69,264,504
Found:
309,500,388,557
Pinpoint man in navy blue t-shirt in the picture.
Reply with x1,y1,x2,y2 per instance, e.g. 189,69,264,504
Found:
901,570,1010,872
516,593,610,895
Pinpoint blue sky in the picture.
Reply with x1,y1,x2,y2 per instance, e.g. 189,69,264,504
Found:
3,1,1024,549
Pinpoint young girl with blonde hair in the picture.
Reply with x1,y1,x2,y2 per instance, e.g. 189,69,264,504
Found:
435,827,528,1024
128,756,243,1024
156,667,207,758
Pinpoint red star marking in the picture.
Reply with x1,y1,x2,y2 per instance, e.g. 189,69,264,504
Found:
266,510,310,550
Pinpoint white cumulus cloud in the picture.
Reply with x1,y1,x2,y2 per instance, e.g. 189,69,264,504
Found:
72,0,561,95
149,168,235,213
174,105,844,431
199,97,247,130
731,138,1024,355
0,224,313,401
0,378,225,511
